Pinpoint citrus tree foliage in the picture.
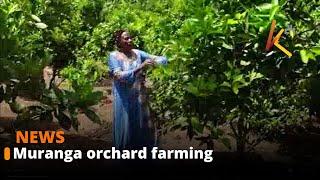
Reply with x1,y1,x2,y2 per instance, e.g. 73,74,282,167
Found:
86,0,319,151
0,0,106,130
1,0,319,151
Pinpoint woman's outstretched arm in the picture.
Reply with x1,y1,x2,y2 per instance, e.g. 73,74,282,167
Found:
138,50,168,65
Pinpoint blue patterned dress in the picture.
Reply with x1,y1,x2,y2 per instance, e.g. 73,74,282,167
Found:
108,49,167,150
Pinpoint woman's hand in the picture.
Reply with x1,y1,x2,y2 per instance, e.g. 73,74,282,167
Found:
140,59,156,69
134,59,156,75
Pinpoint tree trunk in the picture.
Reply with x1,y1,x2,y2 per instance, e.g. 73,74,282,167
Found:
236,138,246,153
236,118,246,152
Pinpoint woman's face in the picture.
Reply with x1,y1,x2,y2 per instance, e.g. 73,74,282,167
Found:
119,31,133,50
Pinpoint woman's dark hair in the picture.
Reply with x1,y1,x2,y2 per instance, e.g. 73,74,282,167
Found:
113,29,126,49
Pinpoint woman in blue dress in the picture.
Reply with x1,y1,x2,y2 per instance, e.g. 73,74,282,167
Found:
108,30,168,150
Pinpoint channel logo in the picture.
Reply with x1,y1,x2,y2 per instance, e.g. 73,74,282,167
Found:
266,20,292,57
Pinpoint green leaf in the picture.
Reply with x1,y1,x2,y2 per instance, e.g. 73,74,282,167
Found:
235,11,246,20
311,47,320,55
40,111,53,123
308,51,316,61
232,82,239,94
257,3,272,11
269,5,279,20
224,71,232,80
300,50,316,64
42,89,58,105
220,137,232,150
35,22,48,29
249,71,264,81
68,109,78,131
31,15,41,22
235,13,242,20
186,83,199,95
240,60,251,66
300,50,309,63
227,19,238,25
81,91,103,107
222,42,233,49
175,117,188,127
211,127,223,139
220,81,231,88
227,61,233,69
289,30,295,39
9,101,25,113
233,74,243,83
205,81,217,91
191,117,203,134
56,111,72,130
84,108,101,124
271,0,279,6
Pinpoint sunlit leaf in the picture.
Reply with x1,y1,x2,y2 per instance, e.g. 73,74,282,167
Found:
220,81,231,88
257,3,272,11
222,42,233,49
233,74,243,82
300,50,308,63
232,82,239,94
240,60,251,66
311,47,320,55
271,0,279,6
227,19,238,25
269,5,279,20
31,15,41,22
35,22,47,29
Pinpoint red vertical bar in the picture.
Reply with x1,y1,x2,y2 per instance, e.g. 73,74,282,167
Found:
266,20,276,51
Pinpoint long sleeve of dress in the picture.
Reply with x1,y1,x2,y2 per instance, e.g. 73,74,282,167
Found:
138,50,168,65
108,53,136,84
